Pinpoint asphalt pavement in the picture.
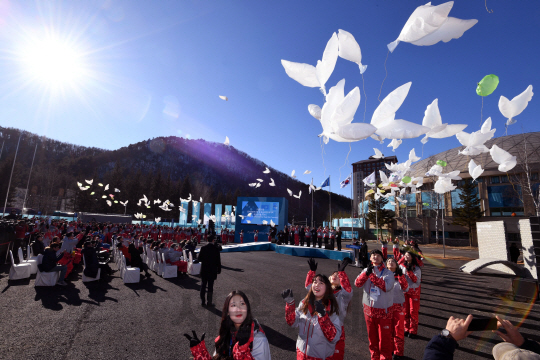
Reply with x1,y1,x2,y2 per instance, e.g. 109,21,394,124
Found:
1,247,539,360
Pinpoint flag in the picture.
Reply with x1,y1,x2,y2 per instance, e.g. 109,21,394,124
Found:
340,174,351,188
309,178,313,194
321,176,330,188
363,171,376,187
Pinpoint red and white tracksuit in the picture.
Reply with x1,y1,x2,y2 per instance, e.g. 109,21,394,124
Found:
355,263,395,360
392,246,422,335
189,322,271,360
305,270,352,360
390,267,409,357
381,243,388,260
254,233,258,242
240,232,244,244
285,299,341,360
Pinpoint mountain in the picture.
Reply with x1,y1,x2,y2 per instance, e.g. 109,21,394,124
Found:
0,126,352,224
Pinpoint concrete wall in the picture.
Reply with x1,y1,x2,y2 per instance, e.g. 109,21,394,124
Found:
476,221,514,274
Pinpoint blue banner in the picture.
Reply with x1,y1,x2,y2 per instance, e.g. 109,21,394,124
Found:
192,201,200,226
179,200,189,225
215,204,222,229
203,203,212,226
224,205,232,228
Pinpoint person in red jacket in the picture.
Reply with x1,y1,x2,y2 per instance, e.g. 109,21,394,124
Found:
239,230,244,244
386,257,409,360
253,230,258,242
185,290,271,360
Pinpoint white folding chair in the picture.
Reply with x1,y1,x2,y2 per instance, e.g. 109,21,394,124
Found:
156,251,164,276
121,255,140,283
151,251,159,273
28,245,39,262
9,250,32,280
19,247,38,274
35,254,60,286
142,245,147,263
82,255,101,282
161,253,177,279
187,251,201,276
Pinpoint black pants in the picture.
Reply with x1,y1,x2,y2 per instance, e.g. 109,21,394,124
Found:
300,236,305,246
336,237,342,251
306,237,311,248
317,237,322,248
200,276,215,304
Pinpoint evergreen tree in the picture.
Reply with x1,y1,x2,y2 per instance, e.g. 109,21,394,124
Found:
180,175,192,200
452,180,483,247
366,191,395,237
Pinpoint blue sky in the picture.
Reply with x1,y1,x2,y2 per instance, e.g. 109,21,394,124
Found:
0,0,539,198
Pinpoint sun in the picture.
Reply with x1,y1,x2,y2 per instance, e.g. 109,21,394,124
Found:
19,35,88,90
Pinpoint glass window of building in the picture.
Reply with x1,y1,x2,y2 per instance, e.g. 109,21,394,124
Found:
487,185,524,216
491,176,500,184
500,175,509,183
532,173,539,181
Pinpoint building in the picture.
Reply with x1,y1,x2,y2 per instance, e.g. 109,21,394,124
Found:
359,132,540,246
352,154,398,217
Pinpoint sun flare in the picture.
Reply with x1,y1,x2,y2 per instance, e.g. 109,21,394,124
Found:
19,36,88,89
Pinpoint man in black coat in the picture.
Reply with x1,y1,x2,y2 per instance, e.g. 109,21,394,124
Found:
198,235,221,307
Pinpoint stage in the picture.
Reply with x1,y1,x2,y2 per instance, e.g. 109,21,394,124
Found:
216,242,354,261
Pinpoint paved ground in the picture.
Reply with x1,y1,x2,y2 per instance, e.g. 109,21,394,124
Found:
1,247,539,360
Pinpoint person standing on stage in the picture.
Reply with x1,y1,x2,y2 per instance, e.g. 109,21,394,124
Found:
198,235,221,307
387,257,409,360
329,227,336,250
323,226,330,248
304,226,311,248
254,229,259,242
299,226,305,247
336,227,343,251
240,230,244,244
311,226,317,248
294,226,300,246
355,249,395,360
317,226,323,248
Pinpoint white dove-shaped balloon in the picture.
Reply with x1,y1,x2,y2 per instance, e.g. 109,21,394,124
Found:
224,136,230,146
408,148,421,163
249,183,257,187
77,182,83,187
379,171,391,187
291,170,296,178
373,148,384,159
106,200,112,206
263,167,270,174
281,32,338,96
269,178,275,187
255,183,261,188
456,123,496,156
434,177,457,194
102,195,107,199
468,159,484,181
490,145,517,172
257,179,264,182
219,95,228,101
262,220,268,225
200,197,203,203
98,183,103,187
120,200,128,206
293,191,302,199
154,199,161,205
104,184,109,191
337,29,367,74
388,1,478,53
387,139,402,151
303,170,311,175
115,188,121,193
85,179,93,185
421,99,467,144
79,185,90,191
155,217,161,223
499,85,533,126
270,219,275,227
287,188,293,196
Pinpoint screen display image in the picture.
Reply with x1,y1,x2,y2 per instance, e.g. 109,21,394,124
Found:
241,201,279,225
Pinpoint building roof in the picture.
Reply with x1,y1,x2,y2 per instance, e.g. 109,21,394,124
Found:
411,131,540,178
352,155,398,165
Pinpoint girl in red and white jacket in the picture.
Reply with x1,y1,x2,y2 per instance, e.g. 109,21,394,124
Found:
401,251,422,338
305,258,353,360
282,274,342,360
355,249,395,360
254,230,258,242
386,257,409,360
185,290,271,360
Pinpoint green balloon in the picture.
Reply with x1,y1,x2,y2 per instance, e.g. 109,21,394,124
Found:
476,74,499,96
436,160,447,167
402,176,411,184
422,202,429,206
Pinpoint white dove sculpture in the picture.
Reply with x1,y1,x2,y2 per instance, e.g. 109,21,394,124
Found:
421,99,467,144
408,148,421,163
281,32,338,96
490,145,517,172
337,29,367,74
387,139,402,151
434,177,457,194
388,1,478,53
468,159,484,181
456,123,496,156
499,85,534,126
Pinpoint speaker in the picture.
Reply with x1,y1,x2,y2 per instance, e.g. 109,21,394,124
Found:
512,278,539,301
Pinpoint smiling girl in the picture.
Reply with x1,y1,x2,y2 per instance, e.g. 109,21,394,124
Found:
185,290,271,360
282,273,341,360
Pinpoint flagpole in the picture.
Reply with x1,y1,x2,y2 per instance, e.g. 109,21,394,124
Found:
311,177,314,228
22,141,38,214
329,175,332,226
2,133,22,219
350,171,354,241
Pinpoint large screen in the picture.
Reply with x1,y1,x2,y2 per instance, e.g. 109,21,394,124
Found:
241,201,280,225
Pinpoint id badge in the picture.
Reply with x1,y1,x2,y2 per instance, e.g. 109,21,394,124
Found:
370,286,380,301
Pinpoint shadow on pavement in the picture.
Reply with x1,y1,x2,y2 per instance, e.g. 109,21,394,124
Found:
34,284,95,310
262,324,296,351
222,265,244,272
125,276,166,296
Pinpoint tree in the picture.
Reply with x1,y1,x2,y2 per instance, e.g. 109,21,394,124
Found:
366,192,395,237
180,175,192,200
452,180,483,247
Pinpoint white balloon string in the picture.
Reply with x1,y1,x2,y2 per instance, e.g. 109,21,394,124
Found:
378,50,390,103
320,137,327,177
485,0,494,13
361,73,367,123
480,96,483,128
339,143,352,182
